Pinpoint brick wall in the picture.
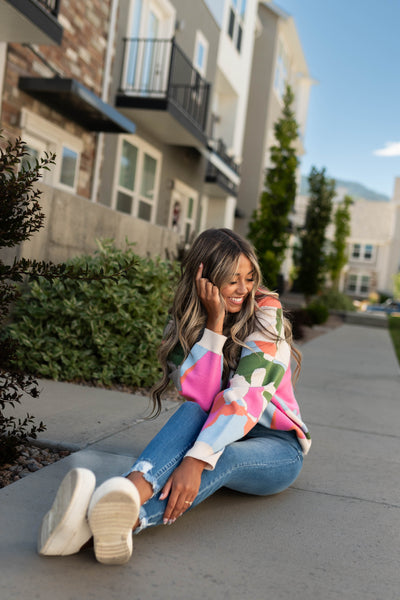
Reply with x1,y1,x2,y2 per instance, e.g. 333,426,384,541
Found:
1,0,115,200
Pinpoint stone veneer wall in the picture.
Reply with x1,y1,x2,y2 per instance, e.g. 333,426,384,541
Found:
1,0,114,200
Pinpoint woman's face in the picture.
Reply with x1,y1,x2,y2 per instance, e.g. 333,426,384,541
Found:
220,254,255,313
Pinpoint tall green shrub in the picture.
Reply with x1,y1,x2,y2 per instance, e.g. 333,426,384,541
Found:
248,84,299,289
296,167,336,299
7,240,179,388
327,195,353,289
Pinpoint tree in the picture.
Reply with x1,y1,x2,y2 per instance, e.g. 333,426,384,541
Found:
327,195,353,289
248,84,299,290
0,135,136,464
296,167,336,299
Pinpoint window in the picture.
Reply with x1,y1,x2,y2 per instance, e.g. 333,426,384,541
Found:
60,147,79,189
21,145,40,172
20,109,82,192
227,0,246,52
115,136,161,223
194,31,209,77
364,244,373,260
346,273,371,296
351,243,374,262
347,274,357,293
360,275,370,294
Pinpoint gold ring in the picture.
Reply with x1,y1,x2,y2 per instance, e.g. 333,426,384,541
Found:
184,501,192,505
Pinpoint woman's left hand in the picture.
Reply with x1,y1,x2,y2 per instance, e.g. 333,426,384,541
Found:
159,457,207,524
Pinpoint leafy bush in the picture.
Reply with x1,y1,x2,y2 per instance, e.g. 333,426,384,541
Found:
7,240,180,388
318,289,356,312
0,135,136,465
306,300,329,325
288,308,313,340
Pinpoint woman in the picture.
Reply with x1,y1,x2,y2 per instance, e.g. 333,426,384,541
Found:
38,228,311,565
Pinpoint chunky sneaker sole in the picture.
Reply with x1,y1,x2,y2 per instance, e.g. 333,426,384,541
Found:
38,467,96,556
88,477,140,565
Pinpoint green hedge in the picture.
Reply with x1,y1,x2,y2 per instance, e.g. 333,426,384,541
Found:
7,240,180,388
306,299,329,325
318,289,356,312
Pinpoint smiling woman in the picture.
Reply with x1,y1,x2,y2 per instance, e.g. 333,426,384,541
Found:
38,228,311,566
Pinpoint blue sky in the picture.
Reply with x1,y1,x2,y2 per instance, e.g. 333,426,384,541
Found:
274,0,400,198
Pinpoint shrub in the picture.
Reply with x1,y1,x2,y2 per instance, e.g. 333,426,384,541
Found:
306,300,329,325
318,289,355,312
288,308,313,340
7,240,180,388
0,135,136,465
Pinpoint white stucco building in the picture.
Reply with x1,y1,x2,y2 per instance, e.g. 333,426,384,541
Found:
236,0,314,239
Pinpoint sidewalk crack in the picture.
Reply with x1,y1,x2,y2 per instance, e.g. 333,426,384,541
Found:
291,486,400,509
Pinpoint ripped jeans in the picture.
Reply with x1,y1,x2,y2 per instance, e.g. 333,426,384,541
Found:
123,401,303,533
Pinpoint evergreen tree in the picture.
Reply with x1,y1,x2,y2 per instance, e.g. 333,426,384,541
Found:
328,195,352,289
248,84,299,290
297,167,335,299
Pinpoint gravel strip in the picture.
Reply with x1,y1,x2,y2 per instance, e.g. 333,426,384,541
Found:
0,444,71,489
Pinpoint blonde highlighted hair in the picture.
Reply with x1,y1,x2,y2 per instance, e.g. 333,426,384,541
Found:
151,228,300,415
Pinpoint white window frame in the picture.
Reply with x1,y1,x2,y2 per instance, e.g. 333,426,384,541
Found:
20,109,83,193
227,0,246,53
122,0,176,92
346,273,371,296
363,244,374,261
351,242,375,263
194,30,209,77
113,134,162,224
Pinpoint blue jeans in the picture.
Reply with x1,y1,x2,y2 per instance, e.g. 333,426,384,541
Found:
123,402,303,533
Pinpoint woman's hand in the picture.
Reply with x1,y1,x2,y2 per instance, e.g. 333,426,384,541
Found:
159,457,207,524
195,263,225,333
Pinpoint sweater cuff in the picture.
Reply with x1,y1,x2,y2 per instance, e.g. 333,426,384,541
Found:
184,441,223,470
199,328,227,354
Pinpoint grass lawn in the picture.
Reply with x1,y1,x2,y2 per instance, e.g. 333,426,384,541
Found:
388,315,400,365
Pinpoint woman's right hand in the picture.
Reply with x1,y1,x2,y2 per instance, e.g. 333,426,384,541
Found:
195,263,225,334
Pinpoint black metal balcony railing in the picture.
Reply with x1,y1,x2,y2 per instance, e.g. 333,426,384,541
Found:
211,138,240,176
206,162,238,196
119,38,210,132
37,0,61,17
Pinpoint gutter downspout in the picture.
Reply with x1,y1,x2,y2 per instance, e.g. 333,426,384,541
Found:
91,0,119,203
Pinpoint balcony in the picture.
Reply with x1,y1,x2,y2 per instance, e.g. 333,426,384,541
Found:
116,38,211,148
205,138,241,197
0,0,63,45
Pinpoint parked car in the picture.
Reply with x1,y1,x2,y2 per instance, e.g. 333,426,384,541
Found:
366,299,400,315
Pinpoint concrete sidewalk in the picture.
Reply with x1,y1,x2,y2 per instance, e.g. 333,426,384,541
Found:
1,323,399,600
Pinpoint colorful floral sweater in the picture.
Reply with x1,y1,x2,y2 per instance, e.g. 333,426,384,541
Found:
168,294,311,469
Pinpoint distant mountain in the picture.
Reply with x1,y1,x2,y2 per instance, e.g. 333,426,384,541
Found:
300,175,390,202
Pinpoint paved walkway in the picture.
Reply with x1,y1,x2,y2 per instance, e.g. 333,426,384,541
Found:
1,323,399,600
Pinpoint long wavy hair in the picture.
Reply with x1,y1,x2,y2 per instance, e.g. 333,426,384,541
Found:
151,228,301,416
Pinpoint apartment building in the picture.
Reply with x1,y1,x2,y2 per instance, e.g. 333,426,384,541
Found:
292,183,400,298
236,0,313,239
98,0,258,248
0,0,260,264
342,183,400,298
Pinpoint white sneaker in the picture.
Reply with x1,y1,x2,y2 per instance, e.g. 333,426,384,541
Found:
88,477,141,565
38,467,96,556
